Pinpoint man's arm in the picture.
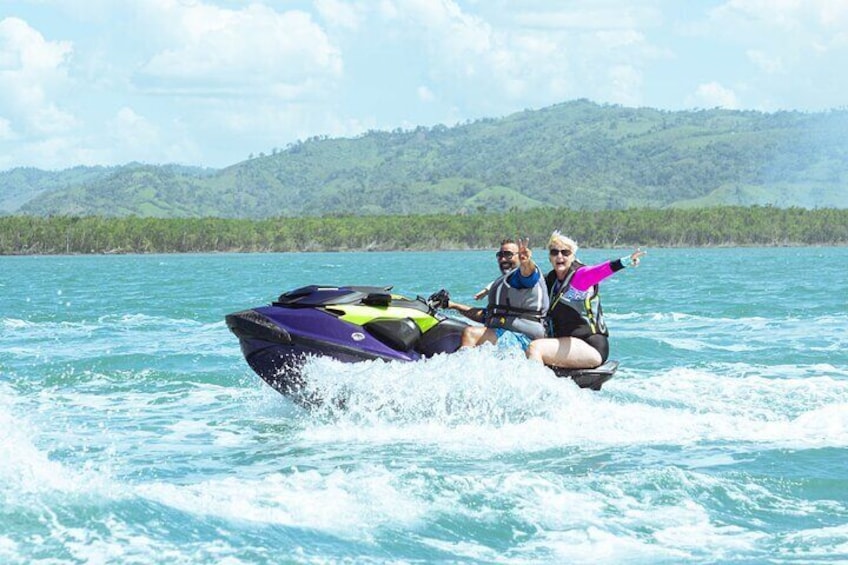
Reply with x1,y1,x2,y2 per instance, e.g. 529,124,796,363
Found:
447,300,486,323
506,265,541,288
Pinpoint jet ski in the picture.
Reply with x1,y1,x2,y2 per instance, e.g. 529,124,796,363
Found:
225,284,618,399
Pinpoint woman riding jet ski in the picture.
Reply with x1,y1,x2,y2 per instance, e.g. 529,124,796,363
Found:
225,285,618,399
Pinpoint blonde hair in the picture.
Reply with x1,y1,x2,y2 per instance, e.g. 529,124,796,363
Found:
548,230,578,254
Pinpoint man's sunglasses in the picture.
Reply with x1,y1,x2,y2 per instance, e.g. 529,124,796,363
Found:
496,251,515,259
549,248,573,257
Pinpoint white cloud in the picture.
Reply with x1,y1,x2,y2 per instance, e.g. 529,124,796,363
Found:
688,82,740,109
715,0,848,31
377,0,399,20
417,85,435,102
711,0,848,49
0,17,76,136
703,0,848,109
746,49,784,73
110,107,160,149
137,2,342,96
0,17,71,72
384,0,493,56
595,29,646,50
513,4,662,31
375,1,542,102
30,103,78,135
315,0,365,29
373,0,664,113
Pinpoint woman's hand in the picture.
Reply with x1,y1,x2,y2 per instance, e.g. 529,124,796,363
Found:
630,247,646,267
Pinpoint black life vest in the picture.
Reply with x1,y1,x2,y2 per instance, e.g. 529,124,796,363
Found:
545,265,608,339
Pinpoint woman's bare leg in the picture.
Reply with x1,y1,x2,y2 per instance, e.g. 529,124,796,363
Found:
526,337,602,369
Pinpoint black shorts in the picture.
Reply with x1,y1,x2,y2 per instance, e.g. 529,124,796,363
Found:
583,334,609,363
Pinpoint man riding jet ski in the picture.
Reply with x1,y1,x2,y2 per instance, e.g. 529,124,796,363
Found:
225,284,618,400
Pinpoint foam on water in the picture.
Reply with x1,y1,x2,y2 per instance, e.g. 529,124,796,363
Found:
0,386,88,496
287,348,848,454
7,342,841,562
136,464,430,539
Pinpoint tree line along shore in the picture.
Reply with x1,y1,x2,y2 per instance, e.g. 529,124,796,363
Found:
1,206,846,255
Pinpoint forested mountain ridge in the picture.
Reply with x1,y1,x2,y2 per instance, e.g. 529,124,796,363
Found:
0,165,120,214
4,100,847,218
0,163,215,215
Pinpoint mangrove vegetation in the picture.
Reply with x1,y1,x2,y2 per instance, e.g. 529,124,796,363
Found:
2,206,846,255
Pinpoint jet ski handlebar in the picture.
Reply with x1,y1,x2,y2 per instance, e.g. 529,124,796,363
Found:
426,289,451,311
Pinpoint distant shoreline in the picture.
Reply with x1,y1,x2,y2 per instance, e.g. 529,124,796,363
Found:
2,207,847,255
3,242,848,258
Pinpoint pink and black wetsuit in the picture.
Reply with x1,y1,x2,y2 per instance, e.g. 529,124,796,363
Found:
544,257,630,362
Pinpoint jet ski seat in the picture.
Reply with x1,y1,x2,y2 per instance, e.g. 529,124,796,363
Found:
364,318,422,351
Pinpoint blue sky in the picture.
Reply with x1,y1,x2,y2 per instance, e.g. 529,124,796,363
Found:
1,0,846,170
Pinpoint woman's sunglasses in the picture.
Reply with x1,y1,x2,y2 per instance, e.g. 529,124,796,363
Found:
549,248,573,257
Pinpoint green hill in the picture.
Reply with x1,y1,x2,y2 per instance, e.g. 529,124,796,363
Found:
0,165,119,213
4,100,847,218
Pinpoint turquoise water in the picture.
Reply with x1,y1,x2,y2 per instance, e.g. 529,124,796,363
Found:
2,248,847,564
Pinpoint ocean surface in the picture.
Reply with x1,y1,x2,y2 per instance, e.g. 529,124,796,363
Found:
2,248,847,564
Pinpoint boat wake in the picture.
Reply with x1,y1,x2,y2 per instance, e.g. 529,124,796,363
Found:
274,346,848,453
